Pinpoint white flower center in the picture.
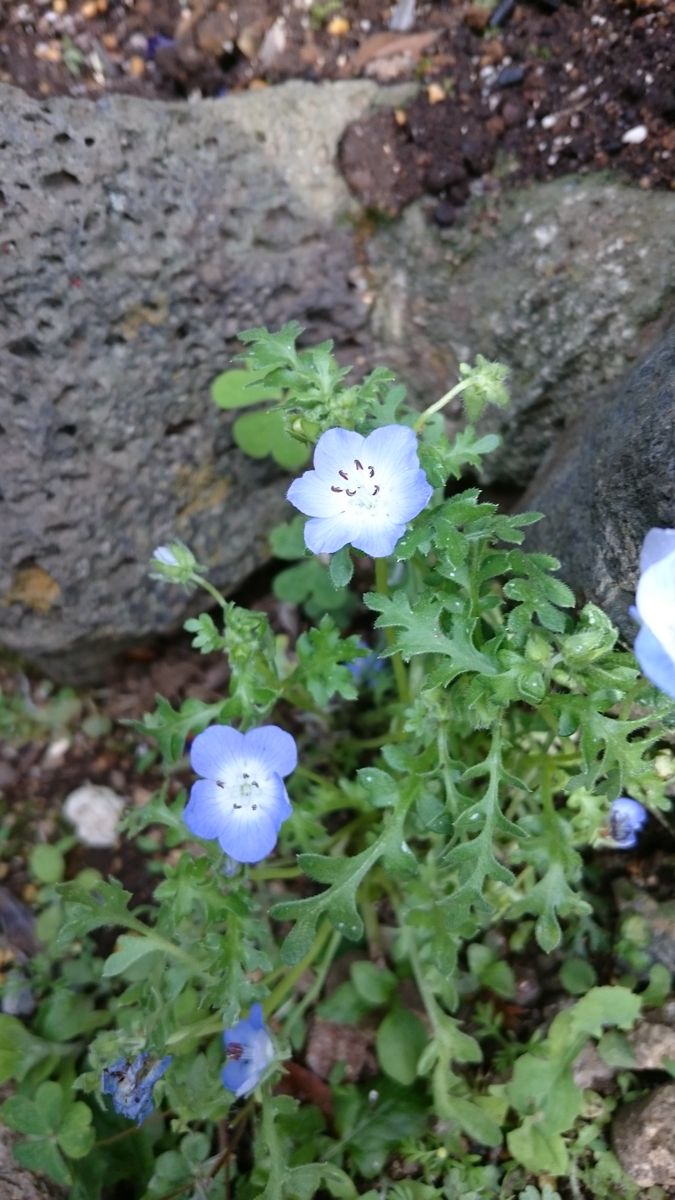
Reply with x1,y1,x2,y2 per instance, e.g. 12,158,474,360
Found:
331,457,381,512
217,761,270,814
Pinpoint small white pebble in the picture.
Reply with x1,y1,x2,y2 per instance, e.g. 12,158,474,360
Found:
63,782,125,848
622,124,648,145
44,737,71,766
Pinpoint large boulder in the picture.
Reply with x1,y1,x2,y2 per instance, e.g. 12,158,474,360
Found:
522,329,675,640
369,178,675,485
0,80,404,682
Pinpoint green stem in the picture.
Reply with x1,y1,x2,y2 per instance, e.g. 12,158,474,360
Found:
263,920,334,1019
406,930,444,1038
247,864,303,881
192,573,229,611
374,558,409,705
413,377,474,433
261,1091,284,1200
283,929,342,1042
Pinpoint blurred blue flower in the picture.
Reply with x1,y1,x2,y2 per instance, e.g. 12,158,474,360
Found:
348,640,385,686
609,797,648,849
146,34,175,61
633,527,675,700
101,1053,171,1124
287,425,433,558
184,725,297,864
222,1003,275,1098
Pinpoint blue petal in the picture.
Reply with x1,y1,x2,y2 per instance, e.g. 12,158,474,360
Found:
183,779,227,841
287,472,344,517
313,428,365,478
217,807,279,864
268,778,293,829
243,726,297,779
248,1003,265,1030
352,520,407,558
640,528,675,573
224,1019,251,1051
144,1056,172,1088
634,624,675,700
610,797,648,848
190,726,243,780
221,1058,252,1096
384,468,434,523
304,513,356,554
363,424,420,475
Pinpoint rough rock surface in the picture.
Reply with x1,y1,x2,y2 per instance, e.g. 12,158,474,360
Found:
2,76,675,682
0,80,404,682
369,178,675,486
522,329,675,640
612,1083,675,1189
0,1126,63,1200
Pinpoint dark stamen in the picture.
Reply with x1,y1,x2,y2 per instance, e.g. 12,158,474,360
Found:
354,459,364,470
216,781,225,789
372,485,380,496
331,485,343,493
368,465,375,478
346,488,356,497
338,469,349,480
233,803,242,810
227,1042,245,1061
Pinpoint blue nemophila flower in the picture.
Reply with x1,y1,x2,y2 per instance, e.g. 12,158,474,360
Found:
609,797,648,849
286,425,433,558
222,1003,275,1098
184,725,297,863
101,1053,171,1124
632,527,675,700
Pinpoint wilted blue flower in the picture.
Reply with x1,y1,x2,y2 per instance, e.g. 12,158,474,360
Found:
222,1003,275,1098
633,527,675,700
287,425,433,558
609,797,648,849
184,725,297,864
101,1053,171,1124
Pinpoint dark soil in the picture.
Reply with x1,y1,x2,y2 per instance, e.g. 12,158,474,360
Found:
1,0,673,226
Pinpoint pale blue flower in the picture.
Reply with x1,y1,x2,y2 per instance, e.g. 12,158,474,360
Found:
633,528,675,700
222,1003,275,1098
152,545,179,567
609,797,648,849
101,1053,171,1124
287,425,433,558
184,725,297,864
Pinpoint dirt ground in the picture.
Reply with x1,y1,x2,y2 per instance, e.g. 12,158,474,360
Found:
1,0,673,225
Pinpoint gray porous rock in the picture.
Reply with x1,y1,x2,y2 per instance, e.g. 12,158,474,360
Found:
0,80,406,683
0,1108,64,1200
612,1082,675,1189
522,328,675,640
369,178,675,486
